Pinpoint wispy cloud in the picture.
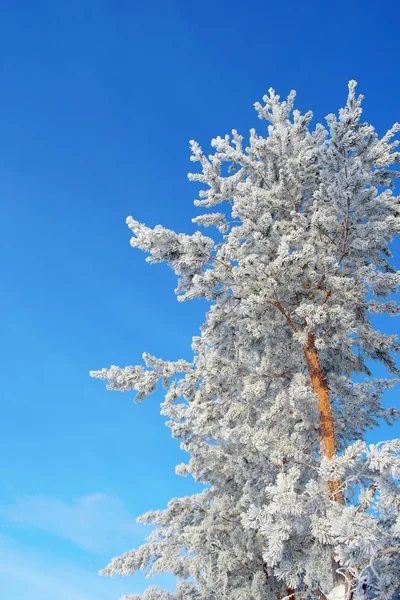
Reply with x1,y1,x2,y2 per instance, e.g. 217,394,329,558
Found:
0,532,137,600
0,493,144,553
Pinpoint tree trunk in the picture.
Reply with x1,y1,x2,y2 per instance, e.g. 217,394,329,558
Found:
303,334,344,588
303,333,342,502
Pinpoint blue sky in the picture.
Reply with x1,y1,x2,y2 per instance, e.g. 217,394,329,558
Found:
0,1,399,598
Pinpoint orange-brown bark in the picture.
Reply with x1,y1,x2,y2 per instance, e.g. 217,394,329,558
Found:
303,334,342,502
274,301,344,588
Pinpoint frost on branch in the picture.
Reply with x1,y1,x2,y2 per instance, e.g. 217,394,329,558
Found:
121,582,200,600
90,354,193,401
91,82,400,599
126,217,215,301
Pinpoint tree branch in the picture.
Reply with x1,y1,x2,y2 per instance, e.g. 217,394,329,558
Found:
356,483,378,513
313,588,329,600
338,196,351,266
273,300,298,332
375,546,400,559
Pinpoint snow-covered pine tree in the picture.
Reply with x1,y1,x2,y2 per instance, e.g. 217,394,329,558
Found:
91,82,400,600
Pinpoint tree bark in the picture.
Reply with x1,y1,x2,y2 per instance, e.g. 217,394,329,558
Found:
274,302,344,588
303,333,342,502
303,333,344,587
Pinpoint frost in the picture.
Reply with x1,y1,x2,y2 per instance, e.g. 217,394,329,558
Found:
91,82,400,600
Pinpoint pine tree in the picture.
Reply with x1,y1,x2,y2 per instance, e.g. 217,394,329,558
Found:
91,82,400,600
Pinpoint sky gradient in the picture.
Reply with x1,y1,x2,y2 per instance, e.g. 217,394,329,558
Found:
1,1,400,598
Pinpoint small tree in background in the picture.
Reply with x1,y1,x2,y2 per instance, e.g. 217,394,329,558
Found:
91,82,400,600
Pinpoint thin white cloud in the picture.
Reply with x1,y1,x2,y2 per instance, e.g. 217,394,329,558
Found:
0,532,138,600
0,493,145,553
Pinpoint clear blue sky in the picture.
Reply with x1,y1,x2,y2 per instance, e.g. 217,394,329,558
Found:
0,1,399,598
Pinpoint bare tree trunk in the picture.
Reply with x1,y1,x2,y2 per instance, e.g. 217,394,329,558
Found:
303,334,342,502
303,334,345,587
274,301,345,590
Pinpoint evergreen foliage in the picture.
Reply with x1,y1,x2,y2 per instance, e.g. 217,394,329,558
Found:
91,82,400,600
